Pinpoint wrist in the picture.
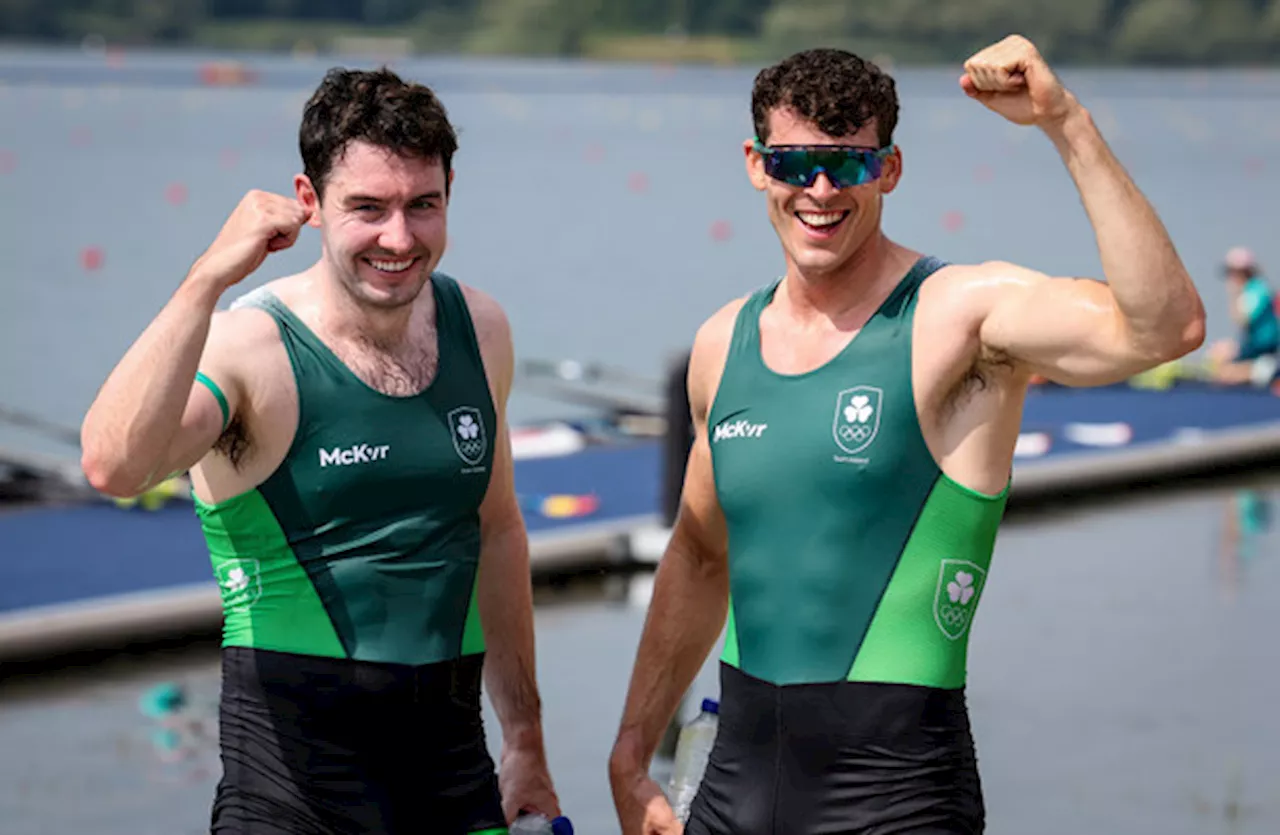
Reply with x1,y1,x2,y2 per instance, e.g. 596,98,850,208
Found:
502,720,546,752
181,263,232,308
1040,96,1096,156
609,728,652,778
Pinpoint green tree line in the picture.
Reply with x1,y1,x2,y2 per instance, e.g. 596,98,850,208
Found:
3,0,1280,64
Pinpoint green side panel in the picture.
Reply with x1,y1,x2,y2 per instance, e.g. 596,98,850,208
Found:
460,570,486,656
470,828,507,834
195,490,346,658
719,595,740,668
848,474,1008,689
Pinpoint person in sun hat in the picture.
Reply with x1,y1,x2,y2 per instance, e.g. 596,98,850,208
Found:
1208,246,1280,387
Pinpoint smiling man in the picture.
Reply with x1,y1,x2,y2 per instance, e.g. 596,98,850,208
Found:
609,38,1204,835
80,68,559,834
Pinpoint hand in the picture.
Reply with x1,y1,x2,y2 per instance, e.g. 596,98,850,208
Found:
960,35,1075,129
610,760,683,835
189,190,311,291
498,741,561,824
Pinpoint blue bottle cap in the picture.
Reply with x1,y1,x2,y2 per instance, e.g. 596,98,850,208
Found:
550,816,574,835
701,698,719,714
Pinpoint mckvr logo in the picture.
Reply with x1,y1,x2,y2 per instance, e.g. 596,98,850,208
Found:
712,415,768,443
319,443,391,468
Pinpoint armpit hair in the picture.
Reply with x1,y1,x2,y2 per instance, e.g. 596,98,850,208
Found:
938,347,1019,418
212,415,250,469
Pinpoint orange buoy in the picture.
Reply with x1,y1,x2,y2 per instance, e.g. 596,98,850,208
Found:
80,246,104,271
941,210,965,233
165,182,188,206
709,219,733,242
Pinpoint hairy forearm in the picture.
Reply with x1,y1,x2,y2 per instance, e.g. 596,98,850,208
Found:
80,276,222,494
1045,102,1204,353
611,538,728,775
478,518,544,749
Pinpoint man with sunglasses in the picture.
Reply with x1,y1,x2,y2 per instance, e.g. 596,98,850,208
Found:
610,35,1204,835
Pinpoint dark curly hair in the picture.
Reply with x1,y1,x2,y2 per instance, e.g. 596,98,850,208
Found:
300,67,458,201
752,49,898,147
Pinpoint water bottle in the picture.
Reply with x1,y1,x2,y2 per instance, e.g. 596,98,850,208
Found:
508,812,574,835
667,698,719,823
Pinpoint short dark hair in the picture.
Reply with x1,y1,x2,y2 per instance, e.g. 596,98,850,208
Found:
300,67,458,200
752,49,898,147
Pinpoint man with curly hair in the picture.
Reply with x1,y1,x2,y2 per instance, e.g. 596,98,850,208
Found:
609,37,1204,834
80,67,560,833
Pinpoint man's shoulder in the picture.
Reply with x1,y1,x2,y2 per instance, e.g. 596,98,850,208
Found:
693,296,750,352
210,288,284,352
685,296,752,413
916,259,1052,321
448,275,511,343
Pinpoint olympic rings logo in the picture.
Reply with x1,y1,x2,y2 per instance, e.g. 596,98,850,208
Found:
937,605,969,627
838,425,872,442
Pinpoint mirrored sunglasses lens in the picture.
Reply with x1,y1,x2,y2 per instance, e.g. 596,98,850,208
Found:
769,151,814,186
828,153,878,187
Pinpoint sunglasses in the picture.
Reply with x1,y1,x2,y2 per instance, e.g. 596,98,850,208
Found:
752,138,895,189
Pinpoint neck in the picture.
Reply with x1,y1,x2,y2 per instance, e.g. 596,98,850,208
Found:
780,233,918,327
311,263,422,351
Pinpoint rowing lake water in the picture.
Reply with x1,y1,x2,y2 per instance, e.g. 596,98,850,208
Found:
1,48,1279,834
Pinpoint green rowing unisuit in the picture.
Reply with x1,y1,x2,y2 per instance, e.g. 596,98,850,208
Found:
709,256,1009,687
194,273,496,666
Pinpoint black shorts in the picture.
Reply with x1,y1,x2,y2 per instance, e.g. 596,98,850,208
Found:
211,647,505,834
685,663,984,835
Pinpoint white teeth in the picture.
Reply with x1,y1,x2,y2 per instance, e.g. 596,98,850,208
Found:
797,211,845,227
369,258,414,273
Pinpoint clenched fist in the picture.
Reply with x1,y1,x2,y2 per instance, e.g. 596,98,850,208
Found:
960,35,1077,129
189,190,312,292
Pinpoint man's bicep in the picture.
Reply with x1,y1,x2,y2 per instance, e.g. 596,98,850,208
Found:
478,404,525,540
156,322,246,481
977,266,1137,385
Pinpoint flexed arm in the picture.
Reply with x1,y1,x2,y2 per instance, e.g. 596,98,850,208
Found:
80,191,310,496
958,36,1205,385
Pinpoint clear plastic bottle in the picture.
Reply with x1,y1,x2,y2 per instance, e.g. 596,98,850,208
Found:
507,812,574,835
667,698,719,823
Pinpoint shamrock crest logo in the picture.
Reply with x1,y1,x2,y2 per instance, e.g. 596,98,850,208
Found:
448,406,487,465
215,559,261,611
832,386,883,455
934,559,987,640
